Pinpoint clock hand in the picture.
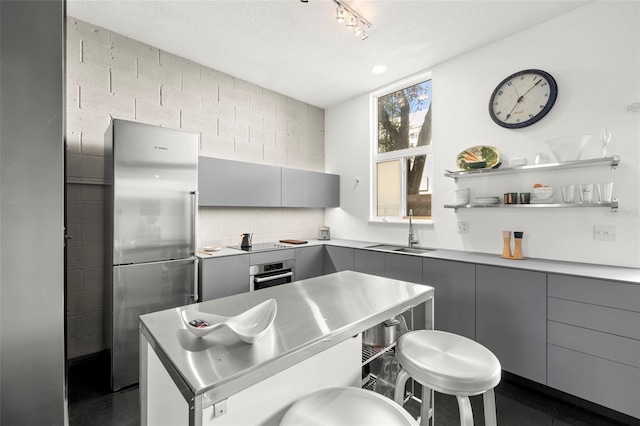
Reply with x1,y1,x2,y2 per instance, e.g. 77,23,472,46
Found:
504,95,523,121
520,79,542,98
504,79,542,121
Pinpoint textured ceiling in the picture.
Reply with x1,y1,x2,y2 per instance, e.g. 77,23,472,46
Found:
67,0,589,109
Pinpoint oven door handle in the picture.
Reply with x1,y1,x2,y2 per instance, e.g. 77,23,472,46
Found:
254,271,293,284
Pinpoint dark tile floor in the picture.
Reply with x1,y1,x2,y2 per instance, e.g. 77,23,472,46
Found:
69,353,638,426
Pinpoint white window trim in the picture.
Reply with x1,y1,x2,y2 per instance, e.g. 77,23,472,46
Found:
369,71,433,224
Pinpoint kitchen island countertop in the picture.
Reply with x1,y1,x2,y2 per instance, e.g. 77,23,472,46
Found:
140,270,433,411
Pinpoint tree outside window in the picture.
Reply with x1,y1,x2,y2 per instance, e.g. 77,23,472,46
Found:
373,74,432,220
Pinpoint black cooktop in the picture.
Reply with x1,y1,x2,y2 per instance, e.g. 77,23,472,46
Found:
227,242,291,252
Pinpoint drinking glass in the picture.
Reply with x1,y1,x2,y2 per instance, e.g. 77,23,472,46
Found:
561,184,576,204
373,351,400,399
596,182,613,203
578,184,594,204
599,128,612,158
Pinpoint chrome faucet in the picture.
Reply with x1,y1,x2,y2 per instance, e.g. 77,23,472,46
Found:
408,209,419,247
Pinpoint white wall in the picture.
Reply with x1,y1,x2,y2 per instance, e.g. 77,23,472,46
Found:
326,1,640,268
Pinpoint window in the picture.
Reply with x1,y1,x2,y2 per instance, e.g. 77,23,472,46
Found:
371,73,432,221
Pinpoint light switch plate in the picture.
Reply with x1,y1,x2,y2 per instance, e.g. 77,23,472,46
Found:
457,221,469,234
594,225,616,241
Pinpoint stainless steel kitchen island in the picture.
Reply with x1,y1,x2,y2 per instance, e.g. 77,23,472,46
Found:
139,270,434,426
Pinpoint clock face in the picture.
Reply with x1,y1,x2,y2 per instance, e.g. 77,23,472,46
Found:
489,69,558,129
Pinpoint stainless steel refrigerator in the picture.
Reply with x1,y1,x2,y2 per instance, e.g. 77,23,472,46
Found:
107,119,199,390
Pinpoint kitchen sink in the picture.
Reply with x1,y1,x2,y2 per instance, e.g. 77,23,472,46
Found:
394,246,434,254
365,244,435,254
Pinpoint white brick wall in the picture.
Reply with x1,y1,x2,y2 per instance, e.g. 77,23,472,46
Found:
66,17,326,359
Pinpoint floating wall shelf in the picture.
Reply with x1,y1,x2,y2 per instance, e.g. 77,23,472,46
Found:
444,199,619,212
444,156,620,181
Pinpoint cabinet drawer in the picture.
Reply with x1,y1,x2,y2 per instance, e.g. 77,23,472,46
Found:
249,249,295,265
548,345,640,418
548,274,640,312
548,297,640,340
548,321,640,368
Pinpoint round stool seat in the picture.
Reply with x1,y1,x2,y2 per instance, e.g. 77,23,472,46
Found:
396,330,501,396
280,387,418,426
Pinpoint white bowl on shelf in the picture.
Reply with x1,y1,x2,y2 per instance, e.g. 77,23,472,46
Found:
545,135,593,162
532,187,554,200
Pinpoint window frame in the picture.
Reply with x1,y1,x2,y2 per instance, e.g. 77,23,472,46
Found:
370,71,433,224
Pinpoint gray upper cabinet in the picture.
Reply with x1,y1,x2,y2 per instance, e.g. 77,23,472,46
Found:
281,168,339,208
476,265,547,385
199,157,340,208
423,258,475,340
199,157,281,207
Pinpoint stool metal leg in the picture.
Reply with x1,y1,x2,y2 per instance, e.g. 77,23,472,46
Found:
394,368,411,405
483,388,497,426
456,395,474,426
420,385,434,426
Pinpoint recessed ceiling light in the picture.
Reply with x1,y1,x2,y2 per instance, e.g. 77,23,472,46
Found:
372,65,387,74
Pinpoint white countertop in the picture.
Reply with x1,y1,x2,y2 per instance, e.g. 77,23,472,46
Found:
197,239,640,284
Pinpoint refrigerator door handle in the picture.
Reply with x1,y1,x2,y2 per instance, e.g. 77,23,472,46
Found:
191,190,198,256
193,257,199,302
191,190,199,302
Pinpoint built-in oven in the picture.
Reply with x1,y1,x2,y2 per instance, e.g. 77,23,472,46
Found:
249,259,295,291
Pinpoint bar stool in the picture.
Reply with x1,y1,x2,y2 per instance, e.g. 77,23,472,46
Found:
393,330,501,426
280,387,418,426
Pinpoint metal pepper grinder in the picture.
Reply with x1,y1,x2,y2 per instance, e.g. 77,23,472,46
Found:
512,231,525,259
501,231,512,259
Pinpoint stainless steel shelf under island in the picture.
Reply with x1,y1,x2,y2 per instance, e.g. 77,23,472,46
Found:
139,270,434,426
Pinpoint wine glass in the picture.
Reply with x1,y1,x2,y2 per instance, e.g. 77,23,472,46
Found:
599,128,612,158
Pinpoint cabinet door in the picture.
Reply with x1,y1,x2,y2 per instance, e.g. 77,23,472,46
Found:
198,157,281,207
476,265,547,384
383,253,423,329
295,246,325,280
384,253,422,283
323,246,354,274
199,255,250,301
281,168,340,207
354,249,385,277
422,259,475,340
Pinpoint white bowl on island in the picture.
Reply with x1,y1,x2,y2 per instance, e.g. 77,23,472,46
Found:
181,298,277,343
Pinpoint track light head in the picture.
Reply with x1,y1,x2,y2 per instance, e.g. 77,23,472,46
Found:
333,0,371,40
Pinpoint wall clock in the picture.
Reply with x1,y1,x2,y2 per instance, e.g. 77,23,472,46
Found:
488,69,558,129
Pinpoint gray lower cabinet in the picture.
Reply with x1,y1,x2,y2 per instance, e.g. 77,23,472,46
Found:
199,255,250,301
547,274,640,418
422,258,475,340
295,246,325,280
476,265,547,384
384,253,422,283
281,168,339,208
323,246,354,274
354,249,385,277
384,253,423,329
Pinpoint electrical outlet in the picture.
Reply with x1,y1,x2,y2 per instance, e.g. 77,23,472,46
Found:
594,225,616,241
457,221,469,234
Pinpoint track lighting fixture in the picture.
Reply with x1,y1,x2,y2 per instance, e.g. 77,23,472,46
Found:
300,0,372,40
333,0,372,40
